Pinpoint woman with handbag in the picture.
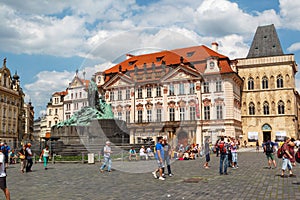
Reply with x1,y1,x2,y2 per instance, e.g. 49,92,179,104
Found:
18,145,27,173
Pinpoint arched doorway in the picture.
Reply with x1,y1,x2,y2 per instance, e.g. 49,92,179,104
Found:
262,124,272,142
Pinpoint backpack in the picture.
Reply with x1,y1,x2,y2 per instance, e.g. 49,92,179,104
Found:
265,142,273,153
219,141,227,154
277,144,284,158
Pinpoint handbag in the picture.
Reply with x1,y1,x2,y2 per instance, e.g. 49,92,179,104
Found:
19,155,25,159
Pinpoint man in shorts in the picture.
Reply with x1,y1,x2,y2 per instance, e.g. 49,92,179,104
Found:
0,148,10,199
263,139,277,169
152,137,165,180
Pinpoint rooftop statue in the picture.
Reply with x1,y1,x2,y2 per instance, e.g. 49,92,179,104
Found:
55,77,114,128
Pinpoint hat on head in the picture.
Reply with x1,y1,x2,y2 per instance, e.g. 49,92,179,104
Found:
106,141,111,144
27,143,31,146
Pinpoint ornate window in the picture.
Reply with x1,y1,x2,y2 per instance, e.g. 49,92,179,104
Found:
126,89,130,100
249,102,255,115
179,83,185,95
146,87,152,98
190,106,196,120
263,102,269,115
278,100,285,114
169,108,175,121
189,83,195,94
137,88,142,99
216,80,222,92
203,82,209,93
169,85,175,96
180,107,185,121
204,105,210,120
137,110,143,123
118,90,122,100
277,75,283,88
147,110,152,122
117,112,122,120
248,77,254,90
110,91,114,101
156,109,162,122
262,76,268,89
156,86,161,97
126,111,130,123
216,104,223,119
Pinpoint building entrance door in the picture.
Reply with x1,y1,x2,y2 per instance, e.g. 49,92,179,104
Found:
263,131,271,142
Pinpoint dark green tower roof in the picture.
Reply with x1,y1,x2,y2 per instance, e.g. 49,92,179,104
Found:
247,24,284,58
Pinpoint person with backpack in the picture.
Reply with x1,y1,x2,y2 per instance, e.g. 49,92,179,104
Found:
263,139,277,169
218,136,228,175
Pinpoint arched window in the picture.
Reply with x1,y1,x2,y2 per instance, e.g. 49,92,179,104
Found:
249,102,255,115
278,100,285,114
277,75,283,88
248,77,254,90
263,101,269,115
262,76,268,89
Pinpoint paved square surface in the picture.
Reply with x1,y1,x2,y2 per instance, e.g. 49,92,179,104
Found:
5,149,300,200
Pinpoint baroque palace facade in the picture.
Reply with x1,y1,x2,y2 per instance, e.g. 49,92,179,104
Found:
0,58,28,147
95,44,242,146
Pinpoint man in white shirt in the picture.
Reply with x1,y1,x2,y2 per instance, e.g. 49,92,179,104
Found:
0,149,10,199
100,141,112,173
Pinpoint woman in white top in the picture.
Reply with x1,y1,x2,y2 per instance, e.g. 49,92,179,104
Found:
40,145,50,170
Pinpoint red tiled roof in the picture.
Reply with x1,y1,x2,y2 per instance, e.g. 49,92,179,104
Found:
53,90,68,96
104,45,233,78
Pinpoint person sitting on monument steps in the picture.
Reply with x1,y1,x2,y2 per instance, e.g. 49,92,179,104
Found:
129,147,137,161
139,146,148,160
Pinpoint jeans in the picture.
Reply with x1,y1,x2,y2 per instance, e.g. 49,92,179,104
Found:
232,152,238,165
282,157,292,171
26,158,33,172
43,156,49,168
219,154,228,174
163,156,172,174
100,157,112,171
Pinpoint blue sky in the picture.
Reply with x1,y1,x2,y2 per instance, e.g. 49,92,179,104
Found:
0,0,299,118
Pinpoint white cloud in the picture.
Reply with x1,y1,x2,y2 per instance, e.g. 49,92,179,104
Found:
279,0,300,30
287,43,300,52
24,70,73,112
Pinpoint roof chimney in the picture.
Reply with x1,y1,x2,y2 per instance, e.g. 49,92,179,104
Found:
211,42,219,52
126,54,134,59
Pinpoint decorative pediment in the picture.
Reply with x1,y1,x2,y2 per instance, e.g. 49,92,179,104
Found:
103,73,134,89
69,77,84,88
161,64,202,82
110,79,131,87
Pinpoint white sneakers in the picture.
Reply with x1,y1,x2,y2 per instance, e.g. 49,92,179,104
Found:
152,171,157,179
152,171,165,180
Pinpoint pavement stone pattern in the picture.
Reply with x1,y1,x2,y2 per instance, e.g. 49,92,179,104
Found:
5,148,300,200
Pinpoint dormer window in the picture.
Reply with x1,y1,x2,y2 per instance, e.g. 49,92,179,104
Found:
156,56,164,62
129,60,137,66
187,51,195,57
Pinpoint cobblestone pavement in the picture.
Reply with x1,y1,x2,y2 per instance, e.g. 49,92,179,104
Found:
5,149,300,200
